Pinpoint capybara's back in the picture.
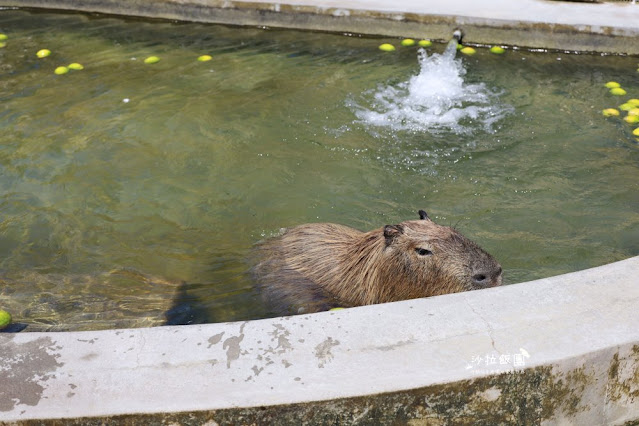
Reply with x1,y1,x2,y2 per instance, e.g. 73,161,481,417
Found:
253,210,502,315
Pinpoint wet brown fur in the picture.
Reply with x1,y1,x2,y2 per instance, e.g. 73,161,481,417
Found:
253,211,502,315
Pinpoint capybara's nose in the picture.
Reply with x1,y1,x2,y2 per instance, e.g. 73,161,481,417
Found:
472,266,502,288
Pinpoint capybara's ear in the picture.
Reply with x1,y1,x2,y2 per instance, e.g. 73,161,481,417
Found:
418,210,430,220
383,224,404,245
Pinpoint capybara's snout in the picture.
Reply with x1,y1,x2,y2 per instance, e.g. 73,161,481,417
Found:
471,264,502,289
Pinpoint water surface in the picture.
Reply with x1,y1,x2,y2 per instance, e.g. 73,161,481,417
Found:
0,10,637,330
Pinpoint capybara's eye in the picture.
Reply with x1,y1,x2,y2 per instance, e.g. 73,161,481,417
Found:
415,248,433,256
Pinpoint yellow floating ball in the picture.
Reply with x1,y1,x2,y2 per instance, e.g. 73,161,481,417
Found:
456,43,463,50
197,55,212,62
460,47,476,55
68,63,84,70
604,81,620,89
610,87,627,96
0,310,11,330
628,99,639,107
620,103,635,111
144,56,160,64
633,128,639,137
490,46,505,54
54,66,69,75
0,34,7,41
401,39,416,47
602,108,620,117
628,108,639,117
37,49,51,58
624,115,639,124
418,40,432,47
378,43,396,52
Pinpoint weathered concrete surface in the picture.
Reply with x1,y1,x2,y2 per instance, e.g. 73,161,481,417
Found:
1,256,638,425
4,0,639,54
0,2,637,424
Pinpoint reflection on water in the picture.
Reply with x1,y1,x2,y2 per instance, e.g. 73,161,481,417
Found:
0,10,638,330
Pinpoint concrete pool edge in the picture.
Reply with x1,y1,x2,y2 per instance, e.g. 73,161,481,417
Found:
1,255,639,424
1,1,638,424
4,0,639,55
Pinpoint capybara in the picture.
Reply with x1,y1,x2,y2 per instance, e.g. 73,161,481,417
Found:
253,210,502,315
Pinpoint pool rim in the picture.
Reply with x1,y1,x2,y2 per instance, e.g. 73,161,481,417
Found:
1,1,639,424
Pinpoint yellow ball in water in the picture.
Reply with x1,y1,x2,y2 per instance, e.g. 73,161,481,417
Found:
37,49,51,58
378,43,396,52
0,34,7,41
633,128,639,137
624,115,639,124
418,40,432,47
401,39,416,47
604,81,620,89
628,99,639,107
629,108,639,117
490,46,505,54
0,310,11,330
54,66,69,75
610,87,627,96
620,103,635,111
198,55,212,62
68,63,84,70
460,47,476,55
144,56,160,64
602,108,620,117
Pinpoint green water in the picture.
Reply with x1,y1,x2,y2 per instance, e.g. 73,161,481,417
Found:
0,10,637,330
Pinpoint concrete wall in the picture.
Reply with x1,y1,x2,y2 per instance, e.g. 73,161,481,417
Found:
1,1,639,424
1,256,639,424
5,0,639,54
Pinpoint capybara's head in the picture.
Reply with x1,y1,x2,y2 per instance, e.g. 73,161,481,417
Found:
382,210,502,296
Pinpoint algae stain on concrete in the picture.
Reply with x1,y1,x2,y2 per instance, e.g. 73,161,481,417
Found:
222,323,246,368
607,346,639,404
241,323,296,382
160,364,598,425
0,336,64,412
415,365,594,425
269,323,292,354
207,332,225,348
315,337,339,368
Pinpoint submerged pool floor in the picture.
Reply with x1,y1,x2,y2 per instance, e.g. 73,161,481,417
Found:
0,10,638,330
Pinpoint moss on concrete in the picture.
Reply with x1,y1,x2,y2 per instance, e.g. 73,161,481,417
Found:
0,363,606,426
608,346,639,404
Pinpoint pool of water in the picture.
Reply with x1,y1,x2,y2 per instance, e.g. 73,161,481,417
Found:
0,10,637,331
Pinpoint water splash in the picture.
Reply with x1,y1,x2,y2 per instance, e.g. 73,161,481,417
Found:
352,40,512,135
